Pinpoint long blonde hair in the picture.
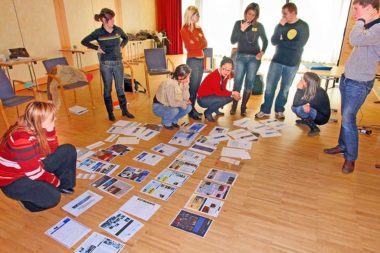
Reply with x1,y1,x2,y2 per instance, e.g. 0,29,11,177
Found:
1,101,56,156
183,6,199,31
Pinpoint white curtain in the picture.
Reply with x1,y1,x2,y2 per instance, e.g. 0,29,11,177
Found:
182,0,351,64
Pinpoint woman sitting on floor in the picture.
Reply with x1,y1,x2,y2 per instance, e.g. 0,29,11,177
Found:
152,64,192,130
0,101,77,212
292,72,331,136
197,56,241,122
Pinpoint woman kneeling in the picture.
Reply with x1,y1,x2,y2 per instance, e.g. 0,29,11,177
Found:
292,72,331,136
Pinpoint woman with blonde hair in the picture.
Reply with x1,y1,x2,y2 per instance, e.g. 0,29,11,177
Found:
181,5,208,120
0,101,76,212
292,72,331,136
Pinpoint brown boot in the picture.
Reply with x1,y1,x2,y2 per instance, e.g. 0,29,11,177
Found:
342,159,355,174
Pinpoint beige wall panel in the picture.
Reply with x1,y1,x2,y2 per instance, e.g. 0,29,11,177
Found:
0,0,23,57
122,0,156,33
8,0,61,82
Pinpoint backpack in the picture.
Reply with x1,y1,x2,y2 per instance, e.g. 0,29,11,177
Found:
124,74,146,93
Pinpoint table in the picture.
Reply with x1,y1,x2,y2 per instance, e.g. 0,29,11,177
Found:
0,57,47,92
299,65,345,90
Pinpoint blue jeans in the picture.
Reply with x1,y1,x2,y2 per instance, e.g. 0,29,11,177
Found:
337,75,373,161
153,103,192,127
100,60,124,100
260,62,299,113
291,105,317,121
186,58,204,110
198,96,233,116
233,53,261,92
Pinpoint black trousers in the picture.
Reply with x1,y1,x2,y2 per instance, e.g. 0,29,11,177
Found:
1,144,77,212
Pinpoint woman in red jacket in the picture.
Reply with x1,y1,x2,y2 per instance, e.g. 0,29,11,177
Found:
181,5,208,120
0,102,76,212
197,57,241,122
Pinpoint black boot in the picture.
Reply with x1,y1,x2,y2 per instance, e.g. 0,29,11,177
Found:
230,100,238,115
304,117,320,136
104,97,116,121
118,94,135,118
188,99,201,120
240,90,251,116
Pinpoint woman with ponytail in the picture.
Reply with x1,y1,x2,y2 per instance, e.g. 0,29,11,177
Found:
292,72,331,136
0,101,76,212
152,64,192,130
82,8,134,121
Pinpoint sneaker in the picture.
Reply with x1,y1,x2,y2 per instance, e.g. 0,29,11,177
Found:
308,125,320,136
59,188,75,195
215,110,225,116
295,119,307,125
275,112,285,120
163,125,174,130
205,113,216,122
323,145,344,155
255,111,270,119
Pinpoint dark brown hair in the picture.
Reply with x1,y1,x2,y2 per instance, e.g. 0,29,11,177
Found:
283,3,298,15
353,0,379,11
220,56,234,69
94,8,115,22
171,64,192,80
244,2,260,21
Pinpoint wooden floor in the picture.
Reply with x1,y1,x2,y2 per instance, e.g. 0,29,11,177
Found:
1,55,380,253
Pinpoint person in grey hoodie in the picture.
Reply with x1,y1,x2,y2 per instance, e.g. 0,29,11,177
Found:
324,0,380,174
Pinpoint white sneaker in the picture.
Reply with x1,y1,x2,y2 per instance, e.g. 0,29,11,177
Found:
255,111,270,119
275,112,285,120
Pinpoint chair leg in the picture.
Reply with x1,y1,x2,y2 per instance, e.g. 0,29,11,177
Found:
0,103,10,129
88,85,95,109
144,63,151,97
59,87,70,117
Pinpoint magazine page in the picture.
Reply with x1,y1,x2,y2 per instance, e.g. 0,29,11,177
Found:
74,232,125,253
176,150,206,165
62,190,103,217
77,158,119,175
92,175,134,199
208,126,229,136
170,210,213,238
189,143,216,156
104,144,133,155
91,149,117,162
221,147,251,160
155,169,189,187
120,195,161,221
45,217,91,248
117,166,150,183
151,143,179,156
99,210,143,242
195,180,231,200
204,168,238,186
139,129,160,141
140,180,177,201
195,136,219,148
166,159,199,175
227,139,253,150
186,123,207,133
185,194,224,217
168,130,199,147
133,151,164,166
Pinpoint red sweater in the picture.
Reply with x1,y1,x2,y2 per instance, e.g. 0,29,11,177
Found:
0,129,60,187
180,25,207,58
197,69,232,99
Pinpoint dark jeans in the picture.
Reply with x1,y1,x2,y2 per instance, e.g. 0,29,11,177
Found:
233,53,261,92
186,58,204,110
198,96,233,116
100,60,125,101
1,144,77,212
260,61,299,113
337,75,373,161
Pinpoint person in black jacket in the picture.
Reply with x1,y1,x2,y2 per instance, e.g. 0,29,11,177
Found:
292,72,330,136
81,8,134,121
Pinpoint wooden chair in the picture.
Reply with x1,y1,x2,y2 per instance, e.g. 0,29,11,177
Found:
143,48,174,97
0,69,36,128
42,57,95,116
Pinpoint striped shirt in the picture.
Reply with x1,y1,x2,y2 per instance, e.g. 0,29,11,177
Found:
0,129,60,187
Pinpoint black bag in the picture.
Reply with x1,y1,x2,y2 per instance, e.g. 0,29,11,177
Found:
124,74,146,93
252,74,264,95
